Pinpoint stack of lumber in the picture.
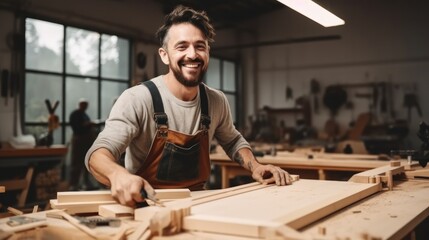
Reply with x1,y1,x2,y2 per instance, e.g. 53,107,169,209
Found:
50,190,116,214
34,167,61,201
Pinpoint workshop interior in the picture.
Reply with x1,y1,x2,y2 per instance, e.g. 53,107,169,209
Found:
1,0,429,239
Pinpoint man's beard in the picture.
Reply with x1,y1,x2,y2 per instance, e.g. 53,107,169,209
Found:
172,61,206,87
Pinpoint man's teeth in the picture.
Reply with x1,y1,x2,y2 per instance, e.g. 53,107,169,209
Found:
184,63,199,68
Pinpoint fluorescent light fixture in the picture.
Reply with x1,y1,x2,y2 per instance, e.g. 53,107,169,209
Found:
276,0,345,27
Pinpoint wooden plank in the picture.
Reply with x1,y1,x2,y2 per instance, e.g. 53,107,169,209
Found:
57,190,113,203
0,143,68,158
183,215,281,238
191,182,269,206
0,180,26,190
56,189,190,204
300,179,429,240
98,204,133,218
155,189,191,199
405,168,429,178
50,199,116,214
275,182,381,229
47,210,98,239
18,166,34,207
7,206,23,215
184,180,381,238
349,165,404,184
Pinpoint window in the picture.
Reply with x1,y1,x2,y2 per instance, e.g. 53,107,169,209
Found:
24,18,130,144
205,57,238,124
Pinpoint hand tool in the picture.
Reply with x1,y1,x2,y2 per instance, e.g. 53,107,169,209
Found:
140,188,165,207
75,216,121,228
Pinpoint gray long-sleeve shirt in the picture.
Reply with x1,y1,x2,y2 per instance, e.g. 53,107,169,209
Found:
85,76,250,174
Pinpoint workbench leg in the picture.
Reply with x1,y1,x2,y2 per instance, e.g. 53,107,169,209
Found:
221,166,229,189
318,169,326,180
18,166,34,207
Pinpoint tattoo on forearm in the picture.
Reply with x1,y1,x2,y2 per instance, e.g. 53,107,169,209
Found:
247,161,253,171
233,152,245,166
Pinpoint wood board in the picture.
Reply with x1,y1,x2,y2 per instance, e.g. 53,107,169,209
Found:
183,179,381,238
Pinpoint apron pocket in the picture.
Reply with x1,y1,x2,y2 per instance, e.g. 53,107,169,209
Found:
157,141,200,181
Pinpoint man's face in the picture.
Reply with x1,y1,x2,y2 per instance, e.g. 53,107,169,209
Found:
160,23,209,87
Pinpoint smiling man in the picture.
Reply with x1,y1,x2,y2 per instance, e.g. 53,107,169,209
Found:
85,5,292,207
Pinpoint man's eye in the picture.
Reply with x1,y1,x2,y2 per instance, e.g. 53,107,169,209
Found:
197,45,206,50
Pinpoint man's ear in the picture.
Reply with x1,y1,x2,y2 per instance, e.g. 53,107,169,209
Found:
158,47,169,65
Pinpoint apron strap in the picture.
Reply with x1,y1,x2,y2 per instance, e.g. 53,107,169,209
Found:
142,81,168,127
199,84,211,130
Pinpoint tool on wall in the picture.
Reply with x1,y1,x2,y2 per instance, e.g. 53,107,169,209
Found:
323,85,347,140
403,93,422,122
1,69,9,105
310,78,320,114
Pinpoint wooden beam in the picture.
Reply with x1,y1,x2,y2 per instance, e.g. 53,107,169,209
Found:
57,190,113,203
47,210,98,239
275,182,381,229
183,215,282,238
56,189,191,204
98,204,133,218
50,199,116,214
154,189,190,199
349,165,404,184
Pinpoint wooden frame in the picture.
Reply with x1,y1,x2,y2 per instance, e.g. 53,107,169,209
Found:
180,180,381,238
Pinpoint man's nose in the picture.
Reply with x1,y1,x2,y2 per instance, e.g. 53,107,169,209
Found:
186,46,197,59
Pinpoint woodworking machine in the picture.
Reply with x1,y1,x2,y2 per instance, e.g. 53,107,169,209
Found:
391,121,429,167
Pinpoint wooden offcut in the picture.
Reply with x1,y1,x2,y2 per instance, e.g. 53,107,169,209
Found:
98,204,133,218
154,189,191,199
50,199,116,214
57,190,113,203
349,165,404,185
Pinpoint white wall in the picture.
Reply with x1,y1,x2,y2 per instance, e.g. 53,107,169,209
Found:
239,0,429,149
0,9,15,141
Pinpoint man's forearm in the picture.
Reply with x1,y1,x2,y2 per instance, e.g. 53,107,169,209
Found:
88,148,127,186
232,148,262,172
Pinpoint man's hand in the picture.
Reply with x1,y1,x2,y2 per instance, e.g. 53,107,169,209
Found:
108,169,155,207
251,164,292,186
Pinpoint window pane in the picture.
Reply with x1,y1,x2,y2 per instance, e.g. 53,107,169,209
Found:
101,81,128,120
66,27,100,76
223,61,236,91
225,94,236,123
205,58,220,89
65,77,99,121
65,126,73,144
25,73,63,122
25,18,63,72
101,35,129,80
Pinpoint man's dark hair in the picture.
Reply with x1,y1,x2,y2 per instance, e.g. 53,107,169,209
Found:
155,5,215,47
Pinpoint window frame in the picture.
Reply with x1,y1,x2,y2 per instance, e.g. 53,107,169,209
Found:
22,15,132,144
204,56,240,127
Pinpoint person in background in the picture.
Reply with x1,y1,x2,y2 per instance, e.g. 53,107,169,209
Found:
85,5,292,207
69,99,97,190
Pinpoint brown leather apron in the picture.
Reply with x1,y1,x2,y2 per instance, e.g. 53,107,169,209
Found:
135,81,211,190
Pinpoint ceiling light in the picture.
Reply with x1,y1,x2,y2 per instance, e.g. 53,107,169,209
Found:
276,0,345,27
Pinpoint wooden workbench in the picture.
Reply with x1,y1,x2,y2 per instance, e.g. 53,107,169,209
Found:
210,152,400,188
0,143,68,206
1,178,428,240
